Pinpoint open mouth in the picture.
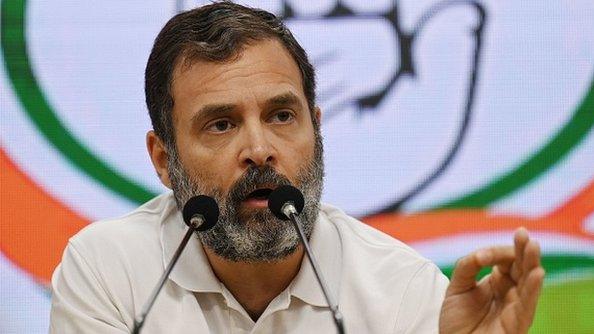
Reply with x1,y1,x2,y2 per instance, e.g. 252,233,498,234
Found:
244,188,274,201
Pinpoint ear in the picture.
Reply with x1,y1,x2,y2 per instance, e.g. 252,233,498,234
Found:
314,106,322,127
146,131,172,189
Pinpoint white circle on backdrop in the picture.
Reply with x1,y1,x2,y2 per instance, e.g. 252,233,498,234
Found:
1,0,592,221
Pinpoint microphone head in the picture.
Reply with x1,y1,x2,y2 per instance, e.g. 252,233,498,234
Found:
268,185,305,221
182,195,219,231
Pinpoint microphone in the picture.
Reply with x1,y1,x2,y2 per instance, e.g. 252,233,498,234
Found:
132,195,219,334
182,195,219,231
268,186,346,334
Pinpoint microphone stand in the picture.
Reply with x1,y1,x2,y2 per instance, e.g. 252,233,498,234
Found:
282,204,346,334
131,216,202,334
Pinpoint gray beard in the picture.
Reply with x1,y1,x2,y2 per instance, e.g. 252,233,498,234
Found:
167,131,324,263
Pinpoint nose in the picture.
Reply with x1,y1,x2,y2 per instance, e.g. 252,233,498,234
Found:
238,121,275,167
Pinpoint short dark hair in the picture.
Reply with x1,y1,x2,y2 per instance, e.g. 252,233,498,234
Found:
145,1,317,149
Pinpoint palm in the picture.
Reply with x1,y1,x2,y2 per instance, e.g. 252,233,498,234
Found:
439,228,545,334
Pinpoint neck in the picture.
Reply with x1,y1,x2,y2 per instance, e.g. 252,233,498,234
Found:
203,246,304,321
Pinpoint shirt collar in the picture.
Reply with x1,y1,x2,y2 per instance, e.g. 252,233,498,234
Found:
160,194,343,307
160,193,222,294
289,209,343,308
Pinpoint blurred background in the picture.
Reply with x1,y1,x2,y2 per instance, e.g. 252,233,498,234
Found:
1,0,593,332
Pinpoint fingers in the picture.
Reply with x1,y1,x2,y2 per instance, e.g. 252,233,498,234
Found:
514,227,529,263
516,266,545,330
523,239,541,274
448,246,515,294
490,265,516,299
511,227,530,282
521,266,545,307
448,228,544,298
511,228,528,278
511,228,542,283
517,237,544,326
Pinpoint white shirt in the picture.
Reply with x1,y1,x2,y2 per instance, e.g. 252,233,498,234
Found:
50,193,448,333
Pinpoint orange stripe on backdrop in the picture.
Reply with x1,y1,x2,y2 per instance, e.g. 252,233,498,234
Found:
547,179,594,223
364,180,594,243
2,141,593,284
0,148,89,285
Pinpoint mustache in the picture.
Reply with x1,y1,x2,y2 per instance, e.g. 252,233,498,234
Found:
227,165,292,204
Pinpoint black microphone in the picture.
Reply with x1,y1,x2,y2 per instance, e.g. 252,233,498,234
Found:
132,195,219,334
268,186,346,334
182,195,219,231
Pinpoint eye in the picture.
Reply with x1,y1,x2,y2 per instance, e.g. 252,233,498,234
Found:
206,119,235,133
269,110,295,124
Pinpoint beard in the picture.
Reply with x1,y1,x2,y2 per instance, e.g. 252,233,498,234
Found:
167,131,324,263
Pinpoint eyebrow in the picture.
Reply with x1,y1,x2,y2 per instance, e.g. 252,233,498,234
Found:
264,92,303,109
191,92,304,125
191,103,236,125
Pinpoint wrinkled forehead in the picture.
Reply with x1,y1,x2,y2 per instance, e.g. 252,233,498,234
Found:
172,35,281,79
169,39,307,119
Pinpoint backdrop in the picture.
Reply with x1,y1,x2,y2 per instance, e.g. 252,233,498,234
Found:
1,0,593,332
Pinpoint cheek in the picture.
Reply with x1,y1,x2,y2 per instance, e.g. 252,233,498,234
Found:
291,125,317,156
278,134,316,177
187,148,242,192
174,128,245,193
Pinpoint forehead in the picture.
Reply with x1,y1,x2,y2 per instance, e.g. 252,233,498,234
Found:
170,39,306,116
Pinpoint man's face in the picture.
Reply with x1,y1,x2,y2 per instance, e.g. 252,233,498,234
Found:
166,39,323,262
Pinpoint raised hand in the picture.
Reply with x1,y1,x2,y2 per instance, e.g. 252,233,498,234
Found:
439,228,545,333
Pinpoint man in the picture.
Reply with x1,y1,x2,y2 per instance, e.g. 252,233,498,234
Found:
50,2,544,333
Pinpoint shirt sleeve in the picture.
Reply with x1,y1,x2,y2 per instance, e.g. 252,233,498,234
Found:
49,241,129,334
393,261,449,334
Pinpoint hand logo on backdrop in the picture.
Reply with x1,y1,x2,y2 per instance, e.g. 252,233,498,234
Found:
186,0,487,215
175,1,592,218
280,0,486,213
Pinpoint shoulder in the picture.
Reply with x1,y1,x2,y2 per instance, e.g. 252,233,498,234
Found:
319,202,446,281
319,203,448,332
52,193,178,316
61,192,178,291
320,202,430,266
69,192,175,254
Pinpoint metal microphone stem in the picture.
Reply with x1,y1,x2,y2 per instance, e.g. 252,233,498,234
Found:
132,216,203,334
283,204,346,334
